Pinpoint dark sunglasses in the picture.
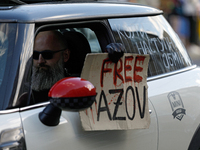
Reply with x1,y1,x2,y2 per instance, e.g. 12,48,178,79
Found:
33,48,66,60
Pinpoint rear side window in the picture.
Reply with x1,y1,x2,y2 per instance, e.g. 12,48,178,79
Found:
108,15,192,77
68,28,101,53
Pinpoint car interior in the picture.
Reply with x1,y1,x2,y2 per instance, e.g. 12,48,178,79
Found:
63,30,92,77
15,22,113,108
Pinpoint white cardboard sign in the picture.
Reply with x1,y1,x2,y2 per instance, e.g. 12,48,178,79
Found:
80,53,150,131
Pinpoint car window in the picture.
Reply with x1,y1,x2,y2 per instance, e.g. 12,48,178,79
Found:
66,28,101,53
0,27,9,86
108,15,192,77
0,23,34,110
0,23,17,110
29,24,105,105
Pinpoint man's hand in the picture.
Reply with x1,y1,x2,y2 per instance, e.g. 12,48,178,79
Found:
106,43,125,63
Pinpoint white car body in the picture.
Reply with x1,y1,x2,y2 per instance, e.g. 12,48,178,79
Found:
18,67,200,150
0,1,199,150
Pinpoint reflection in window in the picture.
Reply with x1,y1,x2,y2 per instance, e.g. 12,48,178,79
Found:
0,27,9,86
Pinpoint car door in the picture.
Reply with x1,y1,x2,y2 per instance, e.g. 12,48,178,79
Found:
19,21,158,150
20,102,157,150
0,111,25,149
148,68,200,150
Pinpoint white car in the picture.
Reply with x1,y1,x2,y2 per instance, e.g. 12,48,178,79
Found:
0,0,200,150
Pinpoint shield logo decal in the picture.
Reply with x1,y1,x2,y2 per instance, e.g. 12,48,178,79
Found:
168,91,186,121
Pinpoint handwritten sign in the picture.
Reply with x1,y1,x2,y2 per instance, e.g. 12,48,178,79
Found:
80,53,150,131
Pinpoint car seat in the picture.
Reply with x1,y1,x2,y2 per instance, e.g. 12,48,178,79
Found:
63,31,91,76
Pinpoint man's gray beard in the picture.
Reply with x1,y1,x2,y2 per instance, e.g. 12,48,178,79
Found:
31,58,65,91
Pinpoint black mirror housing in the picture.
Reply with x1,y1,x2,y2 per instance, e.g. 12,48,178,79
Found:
39,103,61,126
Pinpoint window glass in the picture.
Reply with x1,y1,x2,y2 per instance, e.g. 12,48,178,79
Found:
109,15,192,76
0,23,17,110
0,23,34,110
0,28,9,86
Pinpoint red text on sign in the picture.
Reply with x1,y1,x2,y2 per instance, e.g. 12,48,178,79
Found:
100,56,146,87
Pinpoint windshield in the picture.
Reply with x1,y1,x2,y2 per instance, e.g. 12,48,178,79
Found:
0,23,34,110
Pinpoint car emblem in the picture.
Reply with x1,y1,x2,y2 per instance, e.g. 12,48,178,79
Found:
168,91,186,121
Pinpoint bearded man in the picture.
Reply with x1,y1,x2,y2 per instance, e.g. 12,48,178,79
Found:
31,30,70,103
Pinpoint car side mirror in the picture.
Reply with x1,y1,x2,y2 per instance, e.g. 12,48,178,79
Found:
39,77,96,126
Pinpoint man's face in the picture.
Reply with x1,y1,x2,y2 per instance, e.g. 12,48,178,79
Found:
31,31,69,91
33,31,64,69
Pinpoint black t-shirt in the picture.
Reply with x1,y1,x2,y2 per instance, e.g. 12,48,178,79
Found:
31,89,50,104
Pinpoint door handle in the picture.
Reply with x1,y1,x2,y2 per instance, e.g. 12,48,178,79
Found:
149,110,152,114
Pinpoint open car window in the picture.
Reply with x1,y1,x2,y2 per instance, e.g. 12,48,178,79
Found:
108,15,192,77
20,22,108,107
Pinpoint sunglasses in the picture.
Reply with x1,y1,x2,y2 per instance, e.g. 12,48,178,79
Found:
33,48,66,60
